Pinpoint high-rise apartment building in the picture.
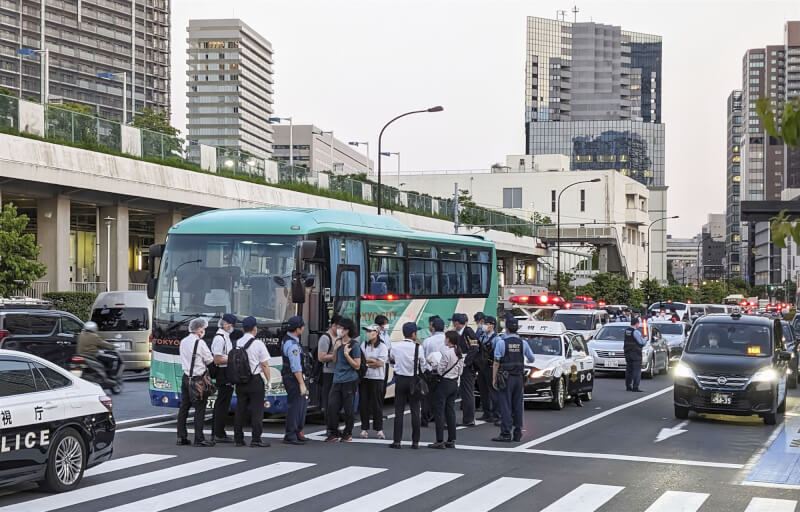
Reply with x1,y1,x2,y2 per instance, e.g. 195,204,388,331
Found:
726,90,743,279
701,214,726,281
186,19,274,160
0,0,170,121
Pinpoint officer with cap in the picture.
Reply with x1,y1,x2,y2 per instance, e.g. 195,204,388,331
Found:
451,313,479,426
282,316,308,445
492,317,536,442
624,317,647,392
211,313,237,443
473,312,486,338
480,316,501,424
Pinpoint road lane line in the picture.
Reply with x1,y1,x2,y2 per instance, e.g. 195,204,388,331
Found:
517,385,673,448
644,491,709,512
120,426,287,438
84,454,175,477
324,471,461,512
741,481,800,490
99,462,314,512
115,414,176,425
0,457,242,512
432,477,540,512
744,497,797,512
539,483,624,512
214,466,387,512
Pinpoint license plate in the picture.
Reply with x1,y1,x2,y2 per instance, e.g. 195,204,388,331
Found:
711,392,732,405
605,359,619,368
112,341,131,352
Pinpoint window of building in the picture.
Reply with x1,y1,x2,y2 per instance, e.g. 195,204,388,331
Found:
551,190,556,213
503,188,522,209
580,189,586,212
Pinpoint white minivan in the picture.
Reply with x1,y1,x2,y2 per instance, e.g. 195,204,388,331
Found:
551,309,609,341
89,291,152,371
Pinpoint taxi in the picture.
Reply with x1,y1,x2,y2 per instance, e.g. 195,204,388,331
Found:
0,349,115,492
518,321,595,410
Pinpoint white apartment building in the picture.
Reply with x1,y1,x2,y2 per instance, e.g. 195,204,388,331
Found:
272,125,373,175
186,19,274,160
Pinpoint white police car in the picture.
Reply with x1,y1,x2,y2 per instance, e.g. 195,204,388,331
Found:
0,349,115,492
518,321,595,410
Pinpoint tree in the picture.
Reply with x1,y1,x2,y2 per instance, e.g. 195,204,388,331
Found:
54,101,93,115
0,203,46,296
639,278,662,306
457,189,488,228
727,276,750,296
555,271,575,300
131,107,179,136
0,86,16,97
699,281,727,304
132,107,184,158
589,273,632,305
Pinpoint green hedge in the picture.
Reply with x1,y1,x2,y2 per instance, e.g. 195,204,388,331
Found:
43,292,97,322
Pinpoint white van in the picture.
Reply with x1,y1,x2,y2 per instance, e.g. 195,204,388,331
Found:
551,309,609,340
90,291,152,372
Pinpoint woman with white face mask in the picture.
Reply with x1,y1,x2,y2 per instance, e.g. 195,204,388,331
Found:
317,315,343,416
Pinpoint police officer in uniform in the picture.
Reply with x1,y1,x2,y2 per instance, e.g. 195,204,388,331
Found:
282,316,309,445
624,317,647,392
492,317,536,442
452,313,479,427
479,316,500,423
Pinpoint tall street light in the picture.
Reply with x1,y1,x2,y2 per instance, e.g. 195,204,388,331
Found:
348,141,370,173
18,48,49,105
380,151,400,185
269,116,293,168
98,72,128,124
312,128,334,172
556,178,601,295
696,234,707,286
647,215,679,283
377,106,443,215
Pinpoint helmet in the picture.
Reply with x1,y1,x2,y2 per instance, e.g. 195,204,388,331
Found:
83,321,98,332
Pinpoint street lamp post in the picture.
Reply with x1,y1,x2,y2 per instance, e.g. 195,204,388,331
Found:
348,141,370,173
104,216,115,292
312,128,334,172
696,234,706,286
556,178,601,295
380,151,400,185
377,106,443,215
98,72,128,124
269,117,293,168
647,215,679,284
18,48,49,105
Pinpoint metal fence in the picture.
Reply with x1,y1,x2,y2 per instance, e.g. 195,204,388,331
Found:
141,127,182,161
128,283,147,291
23,281,49,299
45,106,122,152
0,94,18,130
217,147,267,179
71,282,106,293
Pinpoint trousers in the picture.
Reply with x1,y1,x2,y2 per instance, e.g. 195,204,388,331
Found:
476,363,494,418
320,372,334,414
433,378,458,443
393,375,421,444
327,380,357,437
498,374,524,440
625,353,642,390
359,378,384,431
211,377,233,438
459,367,476,424
177,374,207,442
234,375,264,443
283,377,307,440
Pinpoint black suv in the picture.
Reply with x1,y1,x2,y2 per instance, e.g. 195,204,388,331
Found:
782,319,799,389
673,313,792,425
0,309,85,368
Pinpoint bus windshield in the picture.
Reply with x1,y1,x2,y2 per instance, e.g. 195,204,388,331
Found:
154,234,299,325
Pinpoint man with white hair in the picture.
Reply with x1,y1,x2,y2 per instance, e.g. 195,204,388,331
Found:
177,317,214,447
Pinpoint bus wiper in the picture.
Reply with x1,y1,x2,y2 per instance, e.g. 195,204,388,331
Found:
166,313,218,331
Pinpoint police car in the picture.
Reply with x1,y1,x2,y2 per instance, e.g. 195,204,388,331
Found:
518,321,595,410
0,349,115,492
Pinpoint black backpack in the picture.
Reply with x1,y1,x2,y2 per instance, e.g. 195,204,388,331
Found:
358,341,368,379
226,338,256,384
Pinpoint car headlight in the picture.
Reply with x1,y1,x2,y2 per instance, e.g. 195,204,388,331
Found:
751,368,778,383
531,366,555,378
674,362,695,379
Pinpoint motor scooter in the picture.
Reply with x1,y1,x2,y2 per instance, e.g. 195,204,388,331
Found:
69,350,125,394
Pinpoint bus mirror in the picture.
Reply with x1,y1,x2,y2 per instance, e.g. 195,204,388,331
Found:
146,243,165,300
146,277,157,300
305,274,315,287
292,278,306,304
273,276,287,287
298,240,317,261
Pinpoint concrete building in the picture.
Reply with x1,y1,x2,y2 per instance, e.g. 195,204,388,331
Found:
186,19,274,160
272,124,373,175
701,214,726,281
0,0,170,122
779,188,800,287
667,235,700,285
726,90,743,279
397,166,651,286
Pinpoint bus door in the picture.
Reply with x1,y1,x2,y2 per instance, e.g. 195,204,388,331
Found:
333,265,361,328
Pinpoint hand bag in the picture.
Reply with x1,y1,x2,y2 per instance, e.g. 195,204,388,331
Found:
411,343,429,398
188,338,216,403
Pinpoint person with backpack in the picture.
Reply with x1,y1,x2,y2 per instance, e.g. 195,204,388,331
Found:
389,322,428,449
281,316,308,445
231,316,272,447
324,317,361,443
316,315,342,416
359,324,388,439
429,331,464,449
177,318,213,447
210,313,237,443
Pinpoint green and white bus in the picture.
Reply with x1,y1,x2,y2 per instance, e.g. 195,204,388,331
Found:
146,207,497,414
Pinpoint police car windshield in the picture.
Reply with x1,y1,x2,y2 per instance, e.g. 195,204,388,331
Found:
520,335,562,356
685,322,771,357
553,313,594,331
595,325,629,341
650,322,683,335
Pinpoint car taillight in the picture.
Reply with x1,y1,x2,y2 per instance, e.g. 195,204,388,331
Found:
71,355,86,363
99,395,113,412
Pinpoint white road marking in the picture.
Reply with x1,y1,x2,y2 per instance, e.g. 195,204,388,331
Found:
122,426,286,438
644,491,709,512
539,483,624,512
0,458,241,512
744,497,798,512
84,454,175,477
655,420,689,443
114,414,176,425
432,477,540,512
99,462,313,512
214,466,386,511
741,481,800,490
517,385,673,448
324,471,461,512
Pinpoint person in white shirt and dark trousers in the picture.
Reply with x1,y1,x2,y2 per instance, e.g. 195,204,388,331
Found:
389,322,428,449
234,316,272,448
177,318,213,447
429,330,464,449
210,313,237,443
421,317,445,426
359,324,388,439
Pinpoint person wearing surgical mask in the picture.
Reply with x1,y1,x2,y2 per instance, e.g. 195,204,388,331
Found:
210,313,238,443
317,315,343,416
708,332,720,348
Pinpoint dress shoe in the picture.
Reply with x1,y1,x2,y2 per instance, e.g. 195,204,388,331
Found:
428,442,446,449
457,422,476,427
283,438,305,445
297,435,311,442
214,436,232,443
176,438,191,446
250,440,271,447
626,387,633,391
444,441,456,448
410,442,419,449
491,436,512,442
632,388,644,393
477,415,492,421
193,440,214,447
388,442,401,449
235,441,246,447
574,398,584,407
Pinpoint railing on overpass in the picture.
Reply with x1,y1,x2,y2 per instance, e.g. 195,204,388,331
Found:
71,282,106,293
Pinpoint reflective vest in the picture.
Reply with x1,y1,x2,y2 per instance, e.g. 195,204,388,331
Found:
623,327,642,355
281,335,304,380
499,335,525,376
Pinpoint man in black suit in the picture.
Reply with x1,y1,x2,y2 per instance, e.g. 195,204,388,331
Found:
451,313,479,426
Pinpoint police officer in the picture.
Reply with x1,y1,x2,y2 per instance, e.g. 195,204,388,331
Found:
452,313,479,427
282,316,308,445
479,316,500,423
211,313,237,443
474,312,486,339
492,317,535,443
624,317,647,392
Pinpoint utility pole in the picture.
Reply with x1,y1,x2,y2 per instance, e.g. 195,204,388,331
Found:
572,5,580,22
453,182,460,233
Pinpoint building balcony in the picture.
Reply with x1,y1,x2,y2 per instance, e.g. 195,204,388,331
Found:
625,207,649,226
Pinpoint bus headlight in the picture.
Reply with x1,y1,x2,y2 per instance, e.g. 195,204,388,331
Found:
751,368,778,383
674,362,695,379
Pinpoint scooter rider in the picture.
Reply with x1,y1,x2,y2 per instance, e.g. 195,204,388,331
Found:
77,321,121,376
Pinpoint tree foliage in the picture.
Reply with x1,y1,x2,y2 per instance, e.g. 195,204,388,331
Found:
0,203,46,296
54,101,93,115
42,292,97,321
457,189,489,228
131,107,179,136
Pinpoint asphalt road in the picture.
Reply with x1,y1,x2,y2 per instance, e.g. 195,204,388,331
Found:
2,371,799,511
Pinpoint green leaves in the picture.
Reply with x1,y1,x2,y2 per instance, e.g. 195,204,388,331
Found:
756,96,800,149
0,203,47,296
756,97,778,140
769,209,800,249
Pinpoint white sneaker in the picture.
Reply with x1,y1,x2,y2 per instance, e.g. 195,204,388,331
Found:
376,430,386,440
360,430,369,438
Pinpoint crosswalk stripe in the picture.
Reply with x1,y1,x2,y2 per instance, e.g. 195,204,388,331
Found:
84,454,176,477
644,491,710,512
214,466,387,512
744,497,798,512
0,457,241,512
324,471,462,512
539,483,624,512
432,477,540,512
99,462,314,512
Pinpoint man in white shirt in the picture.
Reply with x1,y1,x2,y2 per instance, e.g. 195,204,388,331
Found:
210,313,237,443
177,317,213,447
421,317,446,426
233,316,272,448
389,322,428,449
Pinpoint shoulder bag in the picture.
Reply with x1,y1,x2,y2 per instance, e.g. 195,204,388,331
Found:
188,338,216,403
411,343,430,398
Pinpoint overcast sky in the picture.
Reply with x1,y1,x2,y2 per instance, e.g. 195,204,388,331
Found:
170,0,800,238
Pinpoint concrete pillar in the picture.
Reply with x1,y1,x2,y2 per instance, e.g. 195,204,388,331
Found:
121,125,142,157
598,246,609,274
98,204,129,292
37,195,71,292
154,210,182,244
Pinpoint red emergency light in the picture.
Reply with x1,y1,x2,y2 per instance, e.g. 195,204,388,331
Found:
597,300,606,307
509,295,530,304
740,300,748,306
564,302,572,309
686,299,692,304
361,294,410,301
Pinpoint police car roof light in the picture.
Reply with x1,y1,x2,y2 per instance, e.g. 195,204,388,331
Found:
731,311,742,319
538,294,548,304
509,295,531,304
